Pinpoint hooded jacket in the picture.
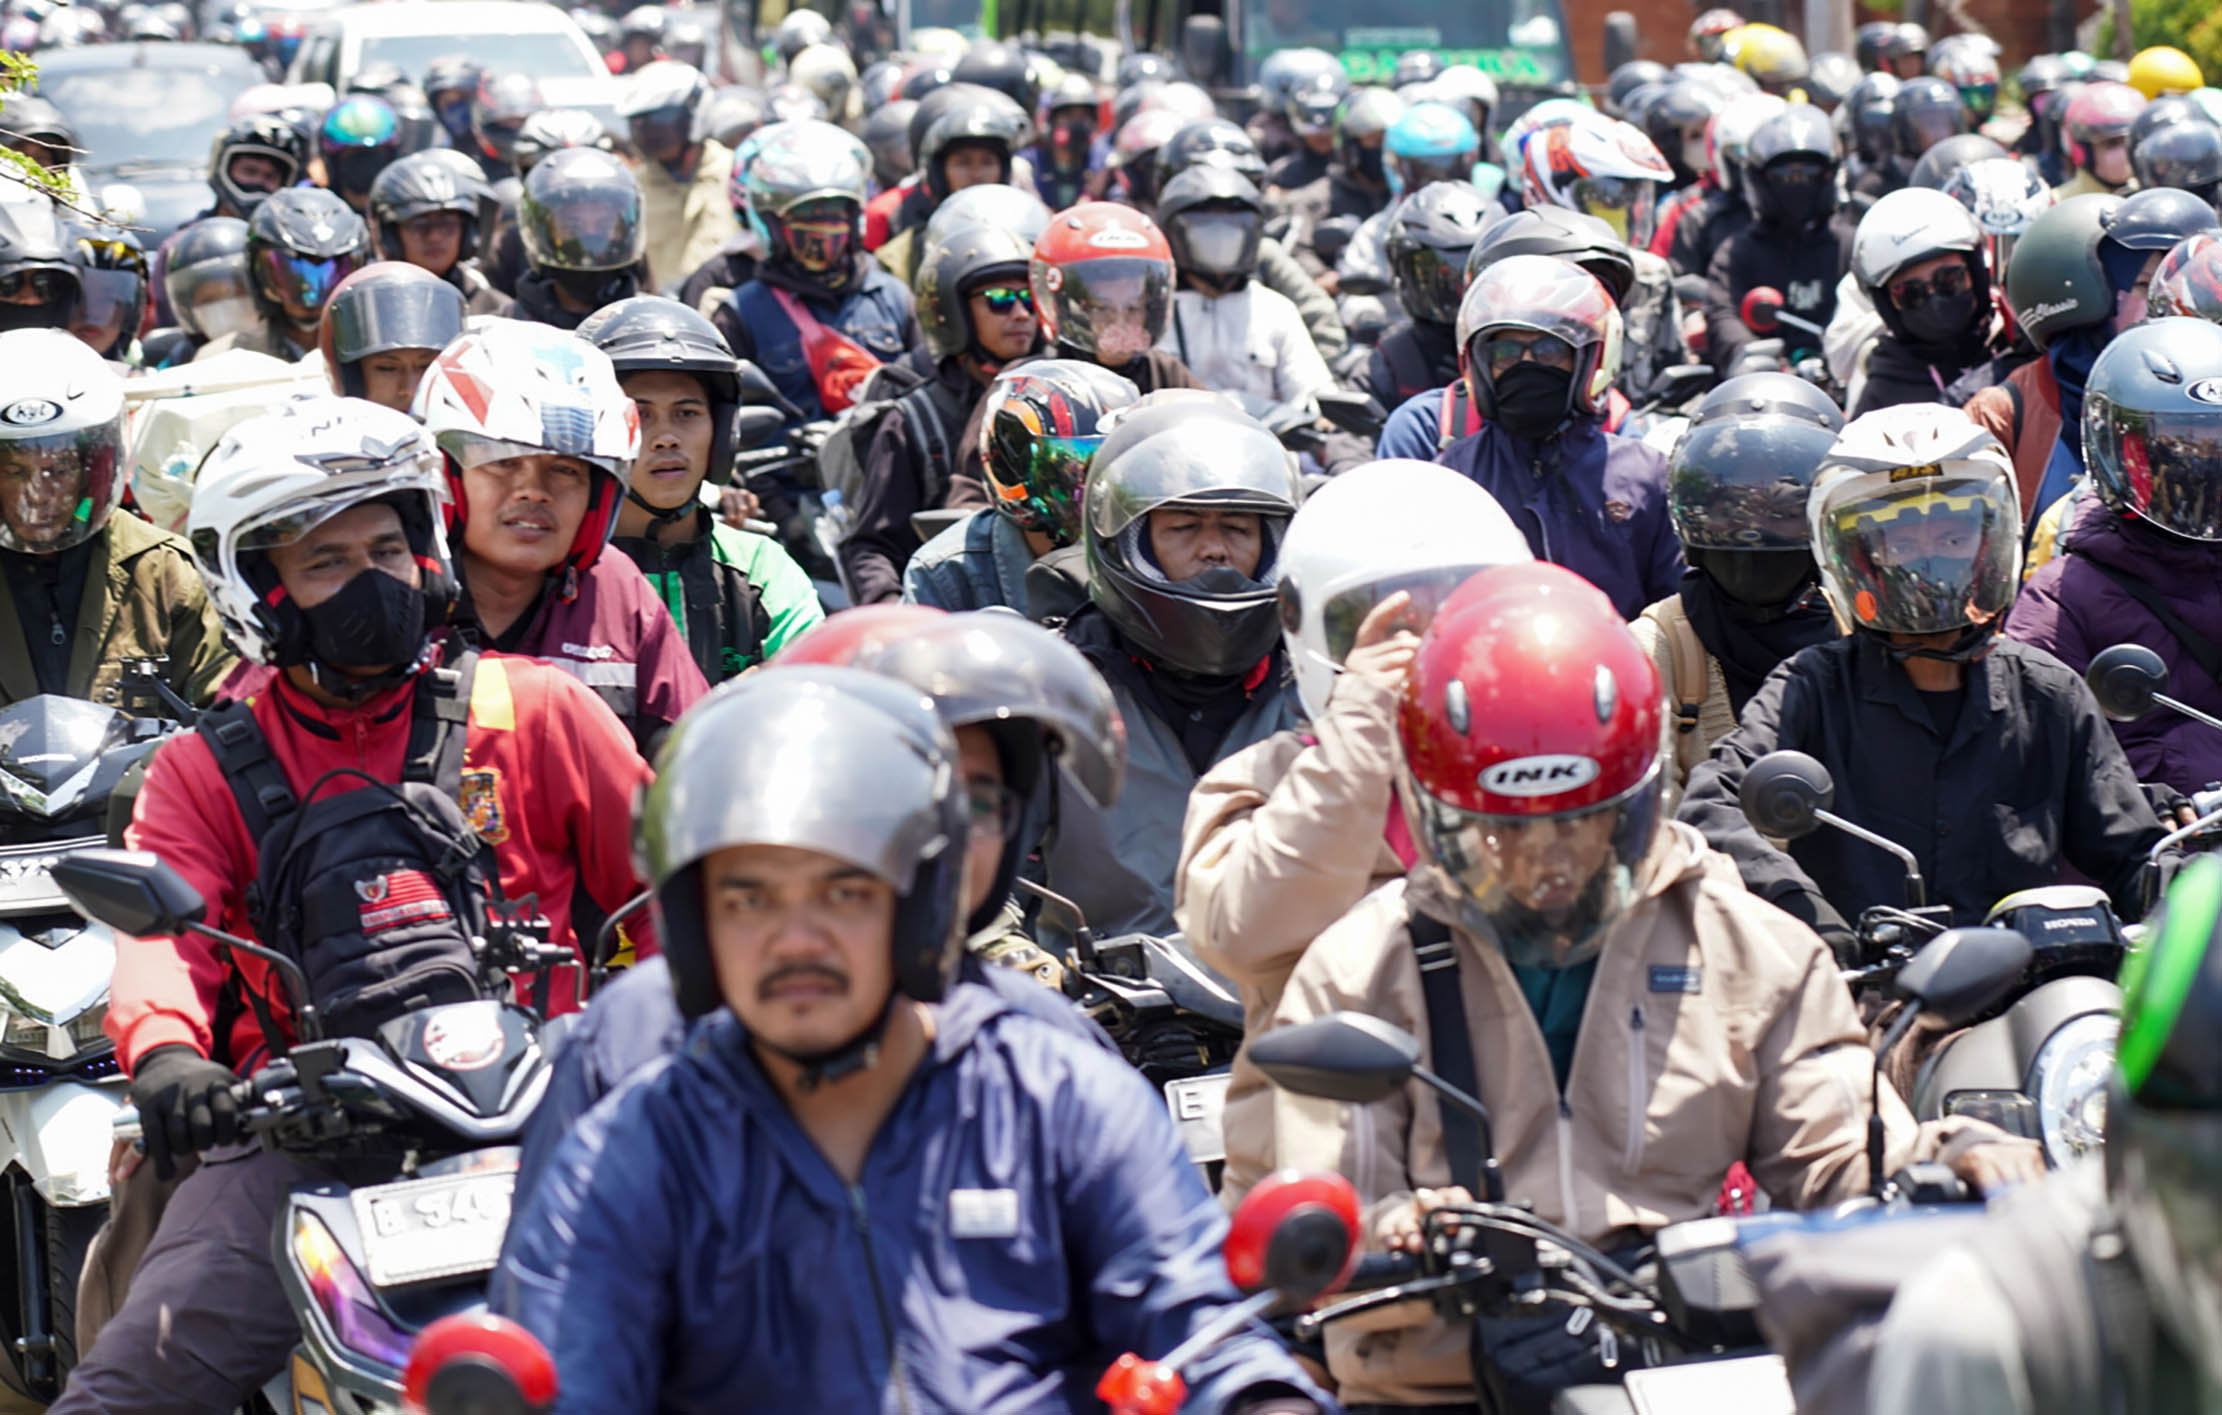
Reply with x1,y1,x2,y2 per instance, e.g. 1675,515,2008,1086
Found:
636,139,738,297
0,511,234,709
1254,828,2001,1409
455,551,709,755
509,269,610,332
2006,496,2222,795
1157,280,1333,405
1851,329,1987,417
611,513,823,682
493,986,1328,1414
1176,666,1407,1205
901,506,1034,611
109,652,651,1072
1703,213,1857,370
1433,419,1683,620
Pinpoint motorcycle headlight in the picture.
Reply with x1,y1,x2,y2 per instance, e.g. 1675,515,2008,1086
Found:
2031,1011,2118,1169
289,1210,413,1370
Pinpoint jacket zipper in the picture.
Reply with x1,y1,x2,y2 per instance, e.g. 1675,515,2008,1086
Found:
849,1183,916,1415
1622,1005,1648,1172
1555,1098,1578,1231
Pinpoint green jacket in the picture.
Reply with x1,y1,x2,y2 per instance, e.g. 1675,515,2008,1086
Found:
613,512,824,682
0,511,234,710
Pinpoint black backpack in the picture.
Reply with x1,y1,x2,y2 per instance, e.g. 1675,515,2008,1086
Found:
198,655,498,1044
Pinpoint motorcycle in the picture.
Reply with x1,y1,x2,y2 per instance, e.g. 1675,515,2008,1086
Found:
55,848,570,1415
1110,924,2027,1414
0,667,185,1399
1737,750,2125,1168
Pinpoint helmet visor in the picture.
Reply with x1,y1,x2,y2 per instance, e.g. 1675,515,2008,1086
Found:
73,267,144,355
1817,475,2021,633
779,201,858,272
990,433,1098,542
330,280,465,363
1047,255,1172,363
2089,406,2222,541
1392,241,1470,324
0,426,120,554
233,471,443,555
1296,562,1499,670
523,192,643,272
1395,152,1474,190
255,248,363,317
1569,175,1658,247
1174,209,1257,276
629,107,693,162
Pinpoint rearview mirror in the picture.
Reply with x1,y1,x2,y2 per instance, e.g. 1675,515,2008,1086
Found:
1740,286,1785,334
1224,1170,1361,1304
401,1313,555,1415
2086,643,2168,723
1739,750,1835,840
1249,1012,1420,1104
52,848,205,937
1896,927,2032,1025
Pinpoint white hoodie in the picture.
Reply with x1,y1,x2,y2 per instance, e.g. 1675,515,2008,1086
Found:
1156,280,1333,406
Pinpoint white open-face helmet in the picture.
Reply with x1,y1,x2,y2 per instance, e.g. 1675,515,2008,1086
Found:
1276,459,1532,719
189,395,454,666
0,328,126,556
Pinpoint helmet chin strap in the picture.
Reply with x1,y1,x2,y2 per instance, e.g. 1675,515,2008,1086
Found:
624,484,697,533
1875,616,2002,664
304,637,435,704
754,992,900,1092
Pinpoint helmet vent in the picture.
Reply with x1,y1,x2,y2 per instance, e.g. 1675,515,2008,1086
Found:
1594,665,1618,723
1444,679,1470,734
2144,349,2184,384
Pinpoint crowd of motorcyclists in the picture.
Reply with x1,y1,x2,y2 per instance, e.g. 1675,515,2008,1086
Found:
3,0,2222,1410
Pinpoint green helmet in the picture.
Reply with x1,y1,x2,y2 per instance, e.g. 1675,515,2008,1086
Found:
2109,853,2222,1387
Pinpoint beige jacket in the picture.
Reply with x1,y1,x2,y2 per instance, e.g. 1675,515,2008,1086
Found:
1175,668,1407,1205
638,140,739,294
1631,594,1736,789
1256,823,1994,1408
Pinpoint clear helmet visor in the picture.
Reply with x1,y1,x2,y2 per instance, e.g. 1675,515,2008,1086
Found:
1816,474,2021,633
1570,175,1658,247
0,424,122,554
2087,405,2222,542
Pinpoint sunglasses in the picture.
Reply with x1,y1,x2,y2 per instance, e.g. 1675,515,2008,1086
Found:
967,780,1021,837
1887,264,1973,307
1477,333,1577,375
976,286,1035,314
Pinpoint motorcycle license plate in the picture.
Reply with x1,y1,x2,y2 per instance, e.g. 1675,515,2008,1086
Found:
0,836,96,913
349,1163,517,1288
1164,1071,1230,1166
1624,1355,1793,1415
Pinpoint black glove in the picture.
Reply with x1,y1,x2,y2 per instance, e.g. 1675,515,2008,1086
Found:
129,1044,241,1180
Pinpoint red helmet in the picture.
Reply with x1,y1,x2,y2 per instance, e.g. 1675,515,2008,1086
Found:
1398,562,1664,968
2064,80,2147,172
776,603,947,664
1030,202,1175,365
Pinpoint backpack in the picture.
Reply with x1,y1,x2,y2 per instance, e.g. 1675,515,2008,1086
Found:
198,654,499,1044
1655,597,1711,746
815,368,964,512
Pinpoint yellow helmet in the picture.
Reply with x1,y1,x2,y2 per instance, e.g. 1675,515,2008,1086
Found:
1731,23,1811,95
2129,46,2204,99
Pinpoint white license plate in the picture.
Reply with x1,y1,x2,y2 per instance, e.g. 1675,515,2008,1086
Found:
1625,1355,1793,1415
349,1165,517,1288
1164,1071,1230,1166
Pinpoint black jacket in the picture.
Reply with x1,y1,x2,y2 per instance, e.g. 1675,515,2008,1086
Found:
837,361,985,605
1851,332,1987,418
510,270,592,330
1677,633,2168,958
1703,212,1856,369
1667,187,1750,281
1364,318,1458,409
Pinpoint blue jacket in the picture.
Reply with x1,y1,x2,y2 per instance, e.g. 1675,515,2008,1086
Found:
511,952,1120,1211
493,985,1326,1414
1376,387,1449,462
901,508,1034,611
1434,419,1682,619
725,264,916,423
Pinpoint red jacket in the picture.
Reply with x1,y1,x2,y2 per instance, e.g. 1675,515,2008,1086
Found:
111,651,653,1074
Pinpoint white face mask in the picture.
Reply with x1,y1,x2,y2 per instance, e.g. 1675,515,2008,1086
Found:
193,293,260,343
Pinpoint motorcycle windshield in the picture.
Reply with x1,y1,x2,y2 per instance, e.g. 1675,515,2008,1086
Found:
0,696,123,807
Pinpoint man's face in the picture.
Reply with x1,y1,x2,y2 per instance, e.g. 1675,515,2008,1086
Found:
1479,810,1619,921
941,141,1003,192
263,500,419,612
2091,133,2133,187
956,725,1009,921
966,283,1038,363
0,438,87,552
625,369,713,511
227,151,286,197
1147,505,1263,580
396,211,464,275
459,452,593,575
703,843,897,1054
357,349,437,414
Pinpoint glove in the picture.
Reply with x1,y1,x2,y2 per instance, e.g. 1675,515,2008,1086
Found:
129,1044,241,1180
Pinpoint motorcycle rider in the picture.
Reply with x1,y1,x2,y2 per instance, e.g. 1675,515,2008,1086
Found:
2007,316,2222,799
1657,92,1783,281
904,358,1139,611
1046,399,1303,937
0,328,231,708
873,84,1030,283
1181,459,1530,1206
1154,165,1332,404
56,397,650,1415
1284,87,1404,286
1632,374,1845,786
714,119,918,425
1024,71,1108,210
1250,558,2043,1412
1024,201,1204,401
198,114,307,224
494,665,1329,1414
316,262,465,413
509,147,646,331
1870,851,2222,1413
1705,102,1856,371
1844,186,2000,415
584,296,823,679
198,187,367,362
1678,404,2171,956
67,221,149,364
1433,254,1681,619
2056,80,2147,199
417,319,708,751
142,217,255,368
1364,179,1491,411
315,94,403,216
620,61,738,292
469,71,542,184
368,149,508,316
0,201,80,343
839,225,1041,604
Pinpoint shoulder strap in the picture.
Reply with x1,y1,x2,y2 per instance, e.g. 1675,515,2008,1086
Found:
897,387,957,511
2078,558,2222,690
400,652,478,794
1662,602,1710,737
2005,377,2026,446
1436,382,1468,452
1407,903,1484,1198
197,698,295,842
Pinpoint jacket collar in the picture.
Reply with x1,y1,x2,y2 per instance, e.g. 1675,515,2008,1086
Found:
1851,630,2011,749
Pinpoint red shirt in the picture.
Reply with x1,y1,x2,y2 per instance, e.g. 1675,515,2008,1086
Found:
111,651,652,1073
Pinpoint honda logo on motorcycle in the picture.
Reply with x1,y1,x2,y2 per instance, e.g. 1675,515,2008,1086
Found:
1479,754,1601,796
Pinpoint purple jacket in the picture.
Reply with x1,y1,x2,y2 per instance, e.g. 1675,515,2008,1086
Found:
1434,419,1683,619
2006,496,2222,795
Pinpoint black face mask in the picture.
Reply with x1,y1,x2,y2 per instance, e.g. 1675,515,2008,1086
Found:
1489,363,1574,440
1354,145,1387,186
1899,289,1979,348
549,266,638,307
1690,547,1817,611
302,567,428,676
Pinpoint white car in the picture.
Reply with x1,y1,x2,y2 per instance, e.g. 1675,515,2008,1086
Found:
286,1,621,128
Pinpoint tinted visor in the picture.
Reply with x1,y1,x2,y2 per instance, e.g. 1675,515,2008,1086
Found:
629,107,692,161
1395,152,1473,190
1818,476,2020,633
73,267,145,354
255,247,363,315
1570,175,1658,247
329,280,466,363
991,432,1098,541
2091,407,2222,541
1392,241,1470,324
522,192,643,271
